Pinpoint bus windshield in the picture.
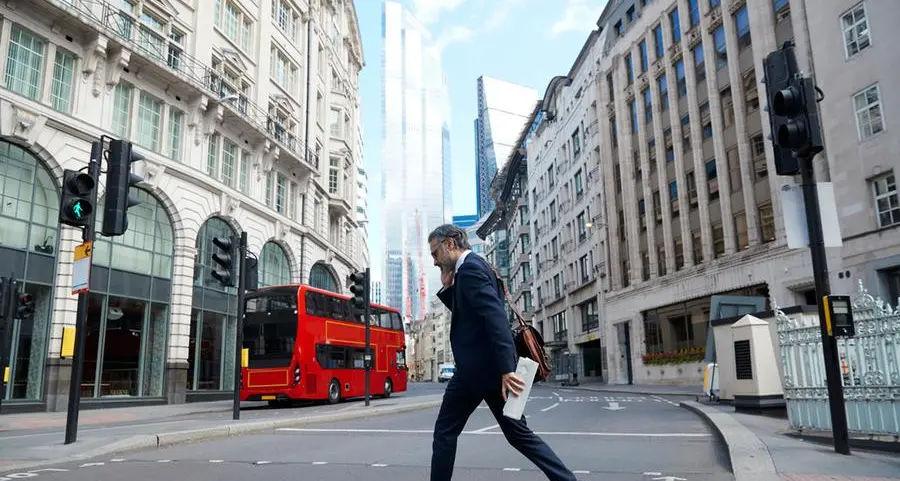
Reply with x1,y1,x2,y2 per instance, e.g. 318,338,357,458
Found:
243,291,297,368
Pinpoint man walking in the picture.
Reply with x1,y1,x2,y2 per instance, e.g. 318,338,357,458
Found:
427,224,577,481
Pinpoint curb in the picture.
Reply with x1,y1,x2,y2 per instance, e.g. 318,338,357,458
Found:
680,401,777,481
0,398,442,475
552,384,701,398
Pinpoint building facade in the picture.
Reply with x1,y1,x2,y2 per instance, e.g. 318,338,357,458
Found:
806,0,899,301
381,1,451,322
594,0,837,385
475,76,538,219
0,0,364,410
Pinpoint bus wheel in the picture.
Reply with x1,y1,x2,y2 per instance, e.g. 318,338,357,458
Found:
383,378,393,398
327,379,341,404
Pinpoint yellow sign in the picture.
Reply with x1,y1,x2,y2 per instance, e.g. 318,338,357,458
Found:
241,348,249,368
72,241,93,294
3,366,8,384
61,327,76,357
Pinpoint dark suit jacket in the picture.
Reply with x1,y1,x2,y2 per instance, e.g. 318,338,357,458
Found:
436,252,517,387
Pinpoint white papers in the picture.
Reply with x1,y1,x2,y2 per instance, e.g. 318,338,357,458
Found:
502,357,538,420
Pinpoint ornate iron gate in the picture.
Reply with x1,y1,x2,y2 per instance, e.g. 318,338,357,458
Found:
776,280,900,436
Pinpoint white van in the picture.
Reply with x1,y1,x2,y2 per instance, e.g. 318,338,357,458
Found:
438,363,455,382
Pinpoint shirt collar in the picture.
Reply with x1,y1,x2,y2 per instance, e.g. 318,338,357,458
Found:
455,250,472,273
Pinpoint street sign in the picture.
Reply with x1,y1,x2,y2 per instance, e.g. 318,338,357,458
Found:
72,241,93,295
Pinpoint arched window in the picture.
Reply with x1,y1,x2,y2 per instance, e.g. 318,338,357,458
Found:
0,140,58,401
309,262,340,293
84,189,175,398
259,241,291,287
188,217,240,392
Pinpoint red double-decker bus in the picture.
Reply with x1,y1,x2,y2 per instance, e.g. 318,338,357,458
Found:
240,284,408,405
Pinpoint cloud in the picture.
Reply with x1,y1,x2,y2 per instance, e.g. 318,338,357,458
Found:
411,0,468,25
483,0,527,30
550,0,606,37
433,25,475,52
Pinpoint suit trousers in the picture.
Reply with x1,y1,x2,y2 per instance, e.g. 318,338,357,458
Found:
430,375,577,481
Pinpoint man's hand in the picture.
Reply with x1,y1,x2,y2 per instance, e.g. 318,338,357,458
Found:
501,372,525,401
441,267,455,288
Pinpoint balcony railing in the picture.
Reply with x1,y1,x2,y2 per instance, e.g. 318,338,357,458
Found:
50,0,319,172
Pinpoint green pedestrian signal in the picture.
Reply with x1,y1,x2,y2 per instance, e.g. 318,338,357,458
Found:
59,169,95,228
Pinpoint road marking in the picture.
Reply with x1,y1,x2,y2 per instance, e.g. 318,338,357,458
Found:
312,461,328,465
540,402,559,412
79,463,104,467
277,427,711,437
502,467,520,471
371,463,388,467
157,460,172,463
644,472,662,476
472,424,500,433
209,460,224,463
254,461,271,465
602,402,626,411
551,391,563,401
573,470,590,474
110,459,125,463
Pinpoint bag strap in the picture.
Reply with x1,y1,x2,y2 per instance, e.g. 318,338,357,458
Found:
486,263,529,330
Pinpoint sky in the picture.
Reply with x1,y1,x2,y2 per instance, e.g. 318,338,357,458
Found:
354,0,608,278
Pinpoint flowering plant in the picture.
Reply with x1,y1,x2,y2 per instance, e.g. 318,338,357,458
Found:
641,347,705,365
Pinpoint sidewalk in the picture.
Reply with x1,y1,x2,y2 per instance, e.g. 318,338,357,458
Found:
0,394,443,475
549,380,702,397
683,401,900,481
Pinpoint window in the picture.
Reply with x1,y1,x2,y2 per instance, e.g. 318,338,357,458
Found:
675,60,686,97
674,240,684,270
112,82,134,137
669,180,678,200
574,170,584,198
735,7,751,48
641,252,650,281
271,47,298,95
168,108,184,161
625,53,634,84
329,107,343,137
657,245,666,277
329,156,340,195
5,25,45,101
688,0,700,26
643,88,652,124
759,203,775,242
581,300,599,332
710,0,721,7
693,44,705,82
50,50,75,113
872,174,900,228
842,2,870,58
654,25,665,58
639,39,649,72
221,139,237,187
713,26,727,70
693,232,703,263
577,211,587,241
579,255,590,283
272,0,300,40
631,99,639,133
214,0,253,51
735,212,749,250
670,8,681,43
706,158,719,198
136,92,163,152
658,75,669,111
713,223,725,258
853,84,884,140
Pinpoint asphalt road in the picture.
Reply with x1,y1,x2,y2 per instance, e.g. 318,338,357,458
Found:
1,385,734,481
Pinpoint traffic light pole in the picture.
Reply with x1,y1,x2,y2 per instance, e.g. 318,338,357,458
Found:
233,231,248,421
799,152,850,455
65,140,102,445
364,267,371,407
0,275,15,412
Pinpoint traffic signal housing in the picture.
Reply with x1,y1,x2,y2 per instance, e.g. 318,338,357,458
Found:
102,139,145,237
349,270,369,312
210,236,235,287
17,293,35,321
59,169,96,228
763,43,824,175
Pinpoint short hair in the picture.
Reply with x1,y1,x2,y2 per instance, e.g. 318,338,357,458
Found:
428,224,472,251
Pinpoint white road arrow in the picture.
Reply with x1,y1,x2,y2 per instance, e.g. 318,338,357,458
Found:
602,402,626,411
652,476,687,481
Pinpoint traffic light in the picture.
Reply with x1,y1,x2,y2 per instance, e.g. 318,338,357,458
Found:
102,139,145,237
349,270,368,311
763,43,824,175
59,169,96,228
17,293,35,321
210,236,235,287
244,257,258,292
0,277,14,322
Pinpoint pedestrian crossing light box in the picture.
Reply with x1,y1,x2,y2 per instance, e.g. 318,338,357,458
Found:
823,295,854,338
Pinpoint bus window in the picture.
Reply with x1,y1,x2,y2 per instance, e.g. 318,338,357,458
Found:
244,294,297,368
305,291,327,317
391,312,403,331
316,344,374,369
